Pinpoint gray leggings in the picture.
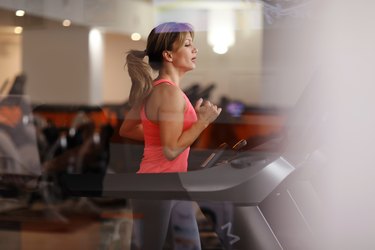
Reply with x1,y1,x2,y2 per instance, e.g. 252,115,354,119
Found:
130,199,201,250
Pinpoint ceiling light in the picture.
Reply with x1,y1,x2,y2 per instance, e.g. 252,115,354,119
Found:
14,26,23,34
131,33,142,41
62,19,71,27
207,9,235,55
15,10,25,17
212,45,228,55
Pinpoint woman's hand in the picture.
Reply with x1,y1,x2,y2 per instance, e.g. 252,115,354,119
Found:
194,98,222,127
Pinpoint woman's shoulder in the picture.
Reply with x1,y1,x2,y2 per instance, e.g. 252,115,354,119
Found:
150,83,185,109
153,81,181,96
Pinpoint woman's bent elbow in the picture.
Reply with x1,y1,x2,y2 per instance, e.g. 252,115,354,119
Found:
163,148,179,161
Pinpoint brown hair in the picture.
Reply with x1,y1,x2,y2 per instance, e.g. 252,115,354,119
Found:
125,22,194,107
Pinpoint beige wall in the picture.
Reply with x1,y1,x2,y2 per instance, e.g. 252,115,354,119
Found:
183,30,262,105
103,33,146,104
2,12,263,106
0,4,269,108
22,26,91,104
0,32,22,93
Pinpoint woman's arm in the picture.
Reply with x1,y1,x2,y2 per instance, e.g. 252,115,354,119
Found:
158,87,221,160
119,106,144,141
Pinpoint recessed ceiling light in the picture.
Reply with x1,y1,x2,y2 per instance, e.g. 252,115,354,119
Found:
62,19,71,27
14,26,23,34
131,32,141,41
15,10,25,17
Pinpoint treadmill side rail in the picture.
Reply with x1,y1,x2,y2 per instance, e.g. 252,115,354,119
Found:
180,157,295,204
99,156,295,205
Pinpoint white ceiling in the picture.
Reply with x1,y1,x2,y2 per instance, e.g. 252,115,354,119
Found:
0,0,313,35
0,0,154,36
0,1,248,32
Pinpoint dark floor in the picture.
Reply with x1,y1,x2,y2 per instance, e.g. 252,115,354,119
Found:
0,198,224,250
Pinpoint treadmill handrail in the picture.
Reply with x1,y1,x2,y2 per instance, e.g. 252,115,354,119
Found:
63,154,295,205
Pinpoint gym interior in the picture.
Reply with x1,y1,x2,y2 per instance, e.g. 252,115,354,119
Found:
1,0,375,249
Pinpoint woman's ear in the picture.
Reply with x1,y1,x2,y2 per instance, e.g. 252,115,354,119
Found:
162,50,173,62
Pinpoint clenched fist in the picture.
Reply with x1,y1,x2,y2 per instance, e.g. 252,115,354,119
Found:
194,98,222,127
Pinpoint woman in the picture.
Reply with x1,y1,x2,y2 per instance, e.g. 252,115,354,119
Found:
120,22,221,250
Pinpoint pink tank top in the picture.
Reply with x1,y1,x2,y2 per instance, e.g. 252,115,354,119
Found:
138,79,197,173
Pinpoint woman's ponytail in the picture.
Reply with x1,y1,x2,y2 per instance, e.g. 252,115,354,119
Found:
125,49,153,107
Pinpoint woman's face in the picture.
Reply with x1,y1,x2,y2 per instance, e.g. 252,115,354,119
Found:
171,33,198,73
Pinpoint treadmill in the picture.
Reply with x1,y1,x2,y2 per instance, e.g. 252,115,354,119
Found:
61,78,328,250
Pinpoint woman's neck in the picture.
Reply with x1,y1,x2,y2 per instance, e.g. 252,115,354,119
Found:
157,67,184,86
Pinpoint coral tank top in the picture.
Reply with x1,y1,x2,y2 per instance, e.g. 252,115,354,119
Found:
137,79,197,173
